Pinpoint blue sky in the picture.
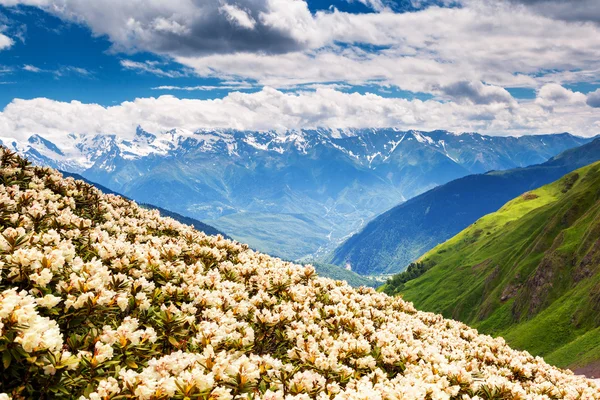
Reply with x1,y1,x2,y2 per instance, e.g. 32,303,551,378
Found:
0,1,453,107
0,0,599,137
0,6,219,107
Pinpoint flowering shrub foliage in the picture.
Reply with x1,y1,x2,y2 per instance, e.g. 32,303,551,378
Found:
0,147,598,399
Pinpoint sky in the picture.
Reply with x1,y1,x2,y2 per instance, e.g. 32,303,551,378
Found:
0,0,599,138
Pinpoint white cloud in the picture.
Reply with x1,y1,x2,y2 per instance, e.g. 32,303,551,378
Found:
1,0,599,95
151,81,352,92
0,88,598,144
535,83,587,111
0,0,598,139
173,4,600,95
0,0,312,54
23,64,43,72
120,60,189,78
55,66,91,77
22,64,92,77
219,3,257,30
0,33,13,50
587,89,600,108
152,83,256,91
438,81,516,105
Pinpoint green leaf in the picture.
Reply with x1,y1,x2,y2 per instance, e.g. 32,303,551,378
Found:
84,383,95,397
2,350,11,369
125,359,138,369
168,336,179,348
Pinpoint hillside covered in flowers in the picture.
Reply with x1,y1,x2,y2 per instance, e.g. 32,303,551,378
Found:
0,147,598,399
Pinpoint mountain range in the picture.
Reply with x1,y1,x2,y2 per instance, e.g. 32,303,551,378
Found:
2,128,592,261
330,138,600,275
385,161,600,373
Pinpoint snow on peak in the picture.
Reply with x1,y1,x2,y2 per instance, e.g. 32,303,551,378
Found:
411,130,434,145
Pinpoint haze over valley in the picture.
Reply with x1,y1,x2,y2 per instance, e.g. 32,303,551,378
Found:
5,128,593,262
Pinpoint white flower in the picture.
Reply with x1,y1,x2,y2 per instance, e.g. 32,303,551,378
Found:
30,268,53,288
0,289,63,353
116,293,129,311
94,342,114,364
209,386,233,400
36,294,62,308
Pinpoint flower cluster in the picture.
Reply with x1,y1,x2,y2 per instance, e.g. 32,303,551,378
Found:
0,147,598,399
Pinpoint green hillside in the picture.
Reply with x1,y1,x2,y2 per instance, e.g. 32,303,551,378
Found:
329,138,600,275
385,161,600,372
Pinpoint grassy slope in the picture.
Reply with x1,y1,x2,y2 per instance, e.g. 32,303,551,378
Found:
393,162,600,370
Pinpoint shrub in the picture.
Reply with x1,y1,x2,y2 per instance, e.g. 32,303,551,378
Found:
0,147,598,399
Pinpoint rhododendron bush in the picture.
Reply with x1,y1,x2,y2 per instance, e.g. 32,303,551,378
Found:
0,147,598,399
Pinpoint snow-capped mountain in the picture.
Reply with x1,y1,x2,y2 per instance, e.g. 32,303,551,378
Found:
2,128,593,261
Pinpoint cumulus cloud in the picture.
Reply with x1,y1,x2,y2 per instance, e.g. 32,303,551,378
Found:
0,32,13,50
173,4,600,93
0,0,598,139
535,83,587,110
1,0,599,94
0,88,598,143
0,0,313,55
439,81,515,105
503,0,600,25
587,89,600,108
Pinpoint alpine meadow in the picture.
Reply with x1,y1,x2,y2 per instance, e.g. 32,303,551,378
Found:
1,0,600,398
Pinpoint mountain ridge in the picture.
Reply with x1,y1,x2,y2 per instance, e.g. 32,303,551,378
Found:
3,128,593,261
330,137,600,275
58,170,229,238
6,129,592,173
